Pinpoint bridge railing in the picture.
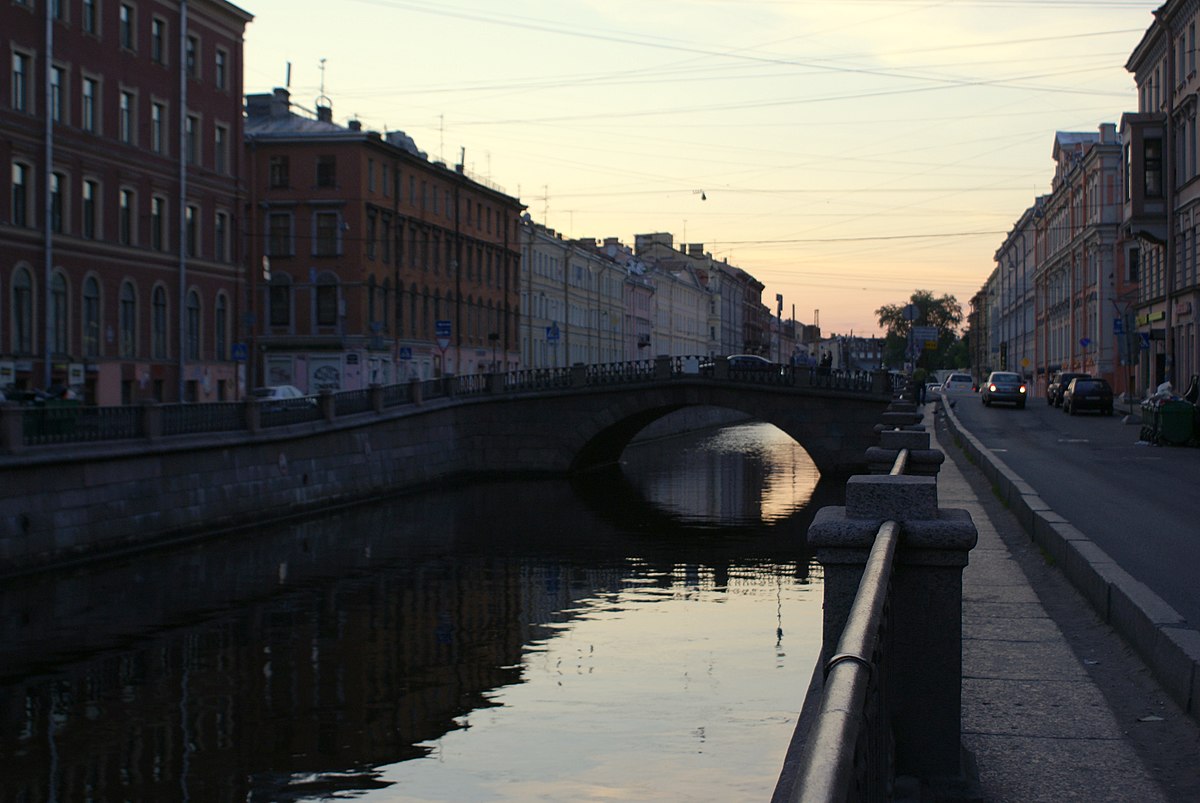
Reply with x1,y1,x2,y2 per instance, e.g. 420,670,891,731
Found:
775,398,977,801
0,356,892,454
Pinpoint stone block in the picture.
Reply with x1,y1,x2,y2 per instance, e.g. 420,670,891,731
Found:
845,474,938,521
879,430,931,451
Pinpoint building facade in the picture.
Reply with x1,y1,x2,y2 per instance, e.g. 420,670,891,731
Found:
245,89,524,390
2,0,253,403
1122,0,1200,394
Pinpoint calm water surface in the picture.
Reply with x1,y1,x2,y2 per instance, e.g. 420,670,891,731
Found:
0,421,838,802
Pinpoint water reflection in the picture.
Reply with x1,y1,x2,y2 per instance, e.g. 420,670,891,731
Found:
0,421,834,802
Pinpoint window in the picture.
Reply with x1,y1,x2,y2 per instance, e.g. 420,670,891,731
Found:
186,115,199,164
151,196,166,251
119,282,137,357
186,290,200,359
151,102,165,153
83,0,97,34
316,155,336,187
50,66,64,122
83,276,100,356
50,274,68,354
185,205,198,257
51,0,64,20
151,18,165,64
1146,138,1163,197
316,276,338,327
82,77,98,132
368,159,376,192
119,188,134,245
268,156,289,188
215,211,229,262
82,179,97,238
268,276,291,327
186,35,198,78
152,286,168,358
314,211,339,256
50,172,64,233
215,49,228,90
215,295,228,359
267,212,292,256
119,91,134,144
12,162,29,227
12,52,31,112
13,268,34,354
366,214,377,260
214,125,228,174
119,4,135,50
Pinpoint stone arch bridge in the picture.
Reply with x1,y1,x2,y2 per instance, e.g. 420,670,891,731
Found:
0,357,899,572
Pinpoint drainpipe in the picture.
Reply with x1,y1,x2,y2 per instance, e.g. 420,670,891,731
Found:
1159,7,1178,385
177,0,189,401
42,0,54,389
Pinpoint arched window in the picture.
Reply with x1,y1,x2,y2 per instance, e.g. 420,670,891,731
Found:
269,274,291,327
215,294,228,360
381,278,391,333
50,272,68,355
12,267,34,355
152,285,168,359
83,276,101,357
186,289,201,359
315,273,338,328
368,274,378,328
119,281,137,358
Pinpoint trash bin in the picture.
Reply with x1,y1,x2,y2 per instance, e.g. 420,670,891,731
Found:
1156,400,1194,445
1140,401,1158,442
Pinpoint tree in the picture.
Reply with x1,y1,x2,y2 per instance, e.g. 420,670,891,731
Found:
876,289,964,371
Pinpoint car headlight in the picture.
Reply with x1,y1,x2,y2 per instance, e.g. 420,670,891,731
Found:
1019,386,1026,393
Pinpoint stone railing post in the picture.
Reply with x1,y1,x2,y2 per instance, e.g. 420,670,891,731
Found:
369,383,384,413
655,354,672,379
487,372,503,395
808,472,977,785
139,401,163,442
872,368,891,395
713,355,730,380
410,378,424,406
1,404,25,454
245,396,262,434
570,363,587,388
318,389,336,422
865,429,945,476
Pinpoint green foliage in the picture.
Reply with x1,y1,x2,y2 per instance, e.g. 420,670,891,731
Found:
876,289,964,371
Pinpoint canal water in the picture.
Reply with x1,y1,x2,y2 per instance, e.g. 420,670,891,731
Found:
0,419,840,802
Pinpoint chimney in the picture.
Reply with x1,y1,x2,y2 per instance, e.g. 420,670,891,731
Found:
317,103,332,123
1099,122,1117,144
687,243,704,258
348,119,362,131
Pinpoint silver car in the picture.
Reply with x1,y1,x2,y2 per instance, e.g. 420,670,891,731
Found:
980,371,1026,408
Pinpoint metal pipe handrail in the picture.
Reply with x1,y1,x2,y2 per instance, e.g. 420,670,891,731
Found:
786,447,909,802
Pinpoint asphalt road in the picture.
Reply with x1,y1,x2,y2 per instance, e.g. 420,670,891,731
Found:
944,388,1200,629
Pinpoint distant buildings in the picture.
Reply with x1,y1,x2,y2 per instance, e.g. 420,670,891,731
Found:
980,0,1200,399
2,2,820,402
2,0,253,403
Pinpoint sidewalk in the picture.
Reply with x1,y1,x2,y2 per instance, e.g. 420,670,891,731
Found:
927,402,1200,801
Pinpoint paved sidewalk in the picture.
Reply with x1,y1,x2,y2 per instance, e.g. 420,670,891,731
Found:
927,402,1200,801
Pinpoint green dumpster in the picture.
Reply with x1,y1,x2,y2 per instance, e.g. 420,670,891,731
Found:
1156,400,1194,445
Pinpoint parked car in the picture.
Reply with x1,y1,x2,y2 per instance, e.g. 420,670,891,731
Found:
252,385,315,411
727,354,776,370
941,373,975,394
1047,371,1090,407
980,371,1027,408
1062,377,1113,416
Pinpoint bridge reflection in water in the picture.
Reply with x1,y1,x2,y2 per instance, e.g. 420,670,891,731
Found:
0,421,835,802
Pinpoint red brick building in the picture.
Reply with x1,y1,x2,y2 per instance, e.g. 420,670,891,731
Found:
244,88,525,390
2,0,253,403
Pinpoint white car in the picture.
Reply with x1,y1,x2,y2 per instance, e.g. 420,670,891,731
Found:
941,373,975,394
252,384,307,401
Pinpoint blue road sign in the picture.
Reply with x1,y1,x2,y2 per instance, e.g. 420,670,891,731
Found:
231,343,248,361
399,347,412,360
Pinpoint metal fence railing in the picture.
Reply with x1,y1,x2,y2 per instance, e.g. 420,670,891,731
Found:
3,356,892,453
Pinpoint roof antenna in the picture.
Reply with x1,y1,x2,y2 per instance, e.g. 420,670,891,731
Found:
285,61,291,89
315,57,331,109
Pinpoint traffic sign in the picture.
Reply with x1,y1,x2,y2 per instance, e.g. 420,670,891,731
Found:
231,343,248,361
436,320,451,350
399,346,412,360
546,322,560,343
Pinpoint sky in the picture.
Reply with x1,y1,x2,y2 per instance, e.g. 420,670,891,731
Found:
240,0,1156,336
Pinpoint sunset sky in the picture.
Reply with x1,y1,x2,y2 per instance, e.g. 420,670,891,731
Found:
241,0,1154,336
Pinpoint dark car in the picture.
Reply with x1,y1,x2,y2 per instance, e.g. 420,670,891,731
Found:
1047,371,1090,407
980,371,1026,408
1062,377,1113,415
